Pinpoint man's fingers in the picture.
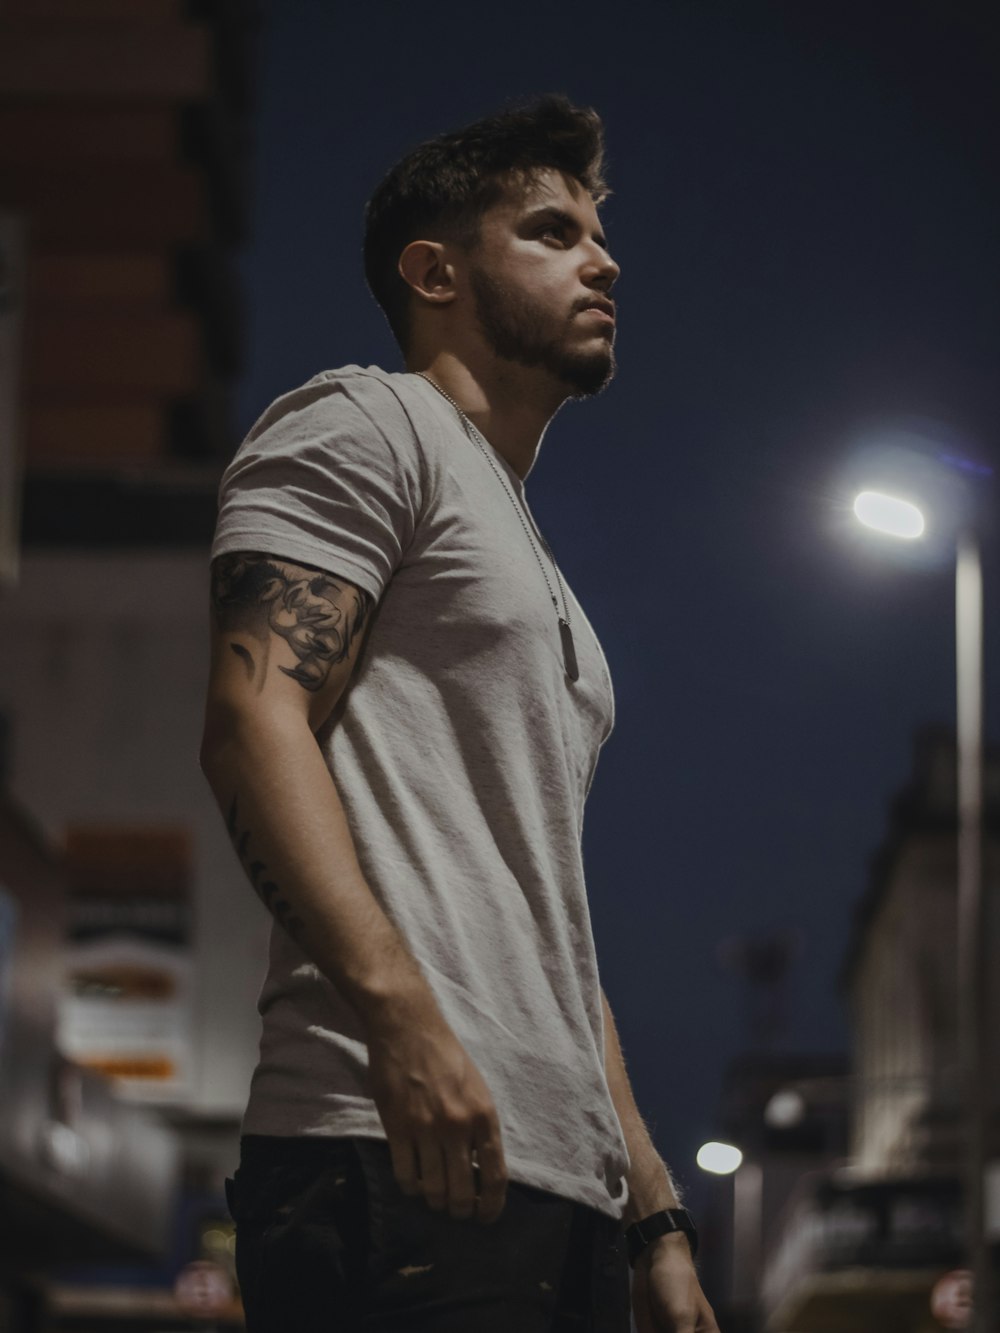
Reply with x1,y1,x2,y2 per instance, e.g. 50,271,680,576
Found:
472,1133,508,1224
415,1135,448,1211
442,1141,477,1220
388,1137,421,1196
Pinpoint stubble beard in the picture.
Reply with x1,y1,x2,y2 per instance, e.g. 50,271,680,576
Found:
469,265,616,398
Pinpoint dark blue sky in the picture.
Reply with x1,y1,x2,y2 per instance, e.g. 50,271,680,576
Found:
234,1,998,1204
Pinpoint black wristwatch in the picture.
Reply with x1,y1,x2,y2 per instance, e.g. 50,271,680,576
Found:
625,1208,698,1267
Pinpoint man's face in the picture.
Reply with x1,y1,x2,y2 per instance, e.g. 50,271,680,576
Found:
463,168,620,398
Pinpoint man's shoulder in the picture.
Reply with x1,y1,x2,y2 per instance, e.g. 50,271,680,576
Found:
244,364,427,450
302,362,400,395
304,364,438,423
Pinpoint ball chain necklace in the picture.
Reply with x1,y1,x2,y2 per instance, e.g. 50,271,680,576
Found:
414,371,580,682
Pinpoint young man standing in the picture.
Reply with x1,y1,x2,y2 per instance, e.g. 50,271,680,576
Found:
202,95,718,1333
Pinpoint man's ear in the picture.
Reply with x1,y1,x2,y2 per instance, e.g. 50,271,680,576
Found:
398,239,458,309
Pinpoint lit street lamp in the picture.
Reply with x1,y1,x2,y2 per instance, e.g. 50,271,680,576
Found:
852,489,925,540
697,1141,762,1309
697,1141,744,1175
854,488,989,1332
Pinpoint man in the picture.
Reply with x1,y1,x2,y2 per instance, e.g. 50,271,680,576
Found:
202,94,718,1333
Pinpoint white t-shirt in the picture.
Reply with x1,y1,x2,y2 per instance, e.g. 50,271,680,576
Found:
211,364,630,1218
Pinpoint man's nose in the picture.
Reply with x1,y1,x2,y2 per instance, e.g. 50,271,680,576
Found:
586,246,620,287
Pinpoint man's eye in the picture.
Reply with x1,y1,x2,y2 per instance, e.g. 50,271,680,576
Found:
539,225,565,241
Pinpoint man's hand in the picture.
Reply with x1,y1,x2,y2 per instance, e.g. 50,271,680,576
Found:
631,1234,720,1333
366,1013,509,1225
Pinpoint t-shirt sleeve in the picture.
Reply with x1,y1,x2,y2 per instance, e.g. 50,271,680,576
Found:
210,372,424,604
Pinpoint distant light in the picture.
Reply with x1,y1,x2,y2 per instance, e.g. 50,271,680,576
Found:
696,1141,743,1175
853,490,925,539
764,1088,807,1129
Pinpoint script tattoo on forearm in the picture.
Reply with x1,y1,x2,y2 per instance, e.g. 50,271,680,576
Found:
211,552,373,692
227,794,305,941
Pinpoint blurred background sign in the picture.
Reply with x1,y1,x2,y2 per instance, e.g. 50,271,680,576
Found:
56,826,195,1101
173,1258,234,1321
931,1269,973,1330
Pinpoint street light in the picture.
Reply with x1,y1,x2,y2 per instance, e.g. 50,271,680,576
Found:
853,489,989,1332
853,490,926,540
697,1141,762,1308
697,1141,743,1174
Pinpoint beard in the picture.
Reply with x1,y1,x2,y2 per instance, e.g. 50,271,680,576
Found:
468,264,616,398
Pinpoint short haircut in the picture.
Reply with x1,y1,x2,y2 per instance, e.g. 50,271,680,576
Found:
363,93,610,357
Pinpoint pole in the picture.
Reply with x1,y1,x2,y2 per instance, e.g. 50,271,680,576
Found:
732,1161,763,1308
955,530,989,1331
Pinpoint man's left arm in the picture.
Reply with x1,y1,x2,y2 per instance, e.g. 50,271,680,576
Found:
600,986,720,1333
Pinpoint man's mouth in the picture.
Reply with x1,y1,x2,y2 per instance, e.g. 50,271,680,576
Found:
578,299,615,324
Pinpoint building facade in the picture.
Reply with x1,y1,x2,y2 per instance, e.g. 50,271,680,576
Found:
0,3,259,1327
761,727,1000,1332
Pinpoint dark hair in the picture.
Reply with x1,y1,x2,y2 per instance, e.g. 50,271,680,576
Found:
363,93,610,356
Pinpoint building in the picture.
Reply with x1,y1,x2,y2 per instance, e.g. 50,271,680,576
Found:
0,4,260,1327
760,726,1000,1332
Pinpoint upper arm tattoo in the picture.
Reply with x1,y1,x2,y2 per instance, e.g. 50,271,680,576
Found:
211,552,374,692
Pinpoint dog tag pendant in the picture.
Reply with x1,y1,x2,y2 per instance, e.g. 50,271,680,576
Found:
559,618,580,682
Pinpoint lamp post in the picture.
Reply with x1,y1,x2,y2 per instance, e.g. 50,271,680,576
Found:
697,1142,763,1311
853,490,989,1331
955,528,988,1332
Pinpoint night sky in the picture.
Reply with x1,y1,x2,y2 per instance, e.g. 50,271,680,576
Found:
233,1,999,1208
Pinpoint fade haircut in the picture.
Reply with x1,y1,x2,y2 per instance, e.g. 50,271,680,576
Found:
363,93,610,357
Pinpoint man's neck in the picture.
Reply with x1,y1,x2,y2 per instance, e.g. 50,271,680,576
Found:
409,353,565,481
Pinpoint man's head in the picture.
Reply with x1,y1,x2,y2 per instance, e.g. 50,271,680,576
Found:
363,94,620,398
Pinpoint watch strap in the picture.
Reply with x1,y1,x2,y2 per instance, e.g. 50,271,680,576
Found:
625,1207,698,1266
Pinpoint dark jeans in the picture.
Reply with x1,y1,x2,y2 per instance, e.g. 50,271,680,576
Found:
226,1134,631,1333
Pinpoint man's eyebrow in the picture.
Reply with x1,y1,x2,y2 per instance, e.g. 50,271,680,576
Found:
523,206,609,251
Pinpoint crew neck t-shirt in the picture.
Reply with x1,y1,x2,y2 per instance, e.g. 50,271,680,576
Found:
211,364,630,1219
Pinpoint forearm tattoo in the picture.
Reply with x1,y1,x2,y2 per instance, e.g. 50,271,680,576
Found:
227,794,305,941
211,552,373,692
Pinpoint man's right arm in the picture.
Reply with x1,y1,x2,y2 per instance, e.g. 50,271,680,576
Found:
200,551,508,1223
